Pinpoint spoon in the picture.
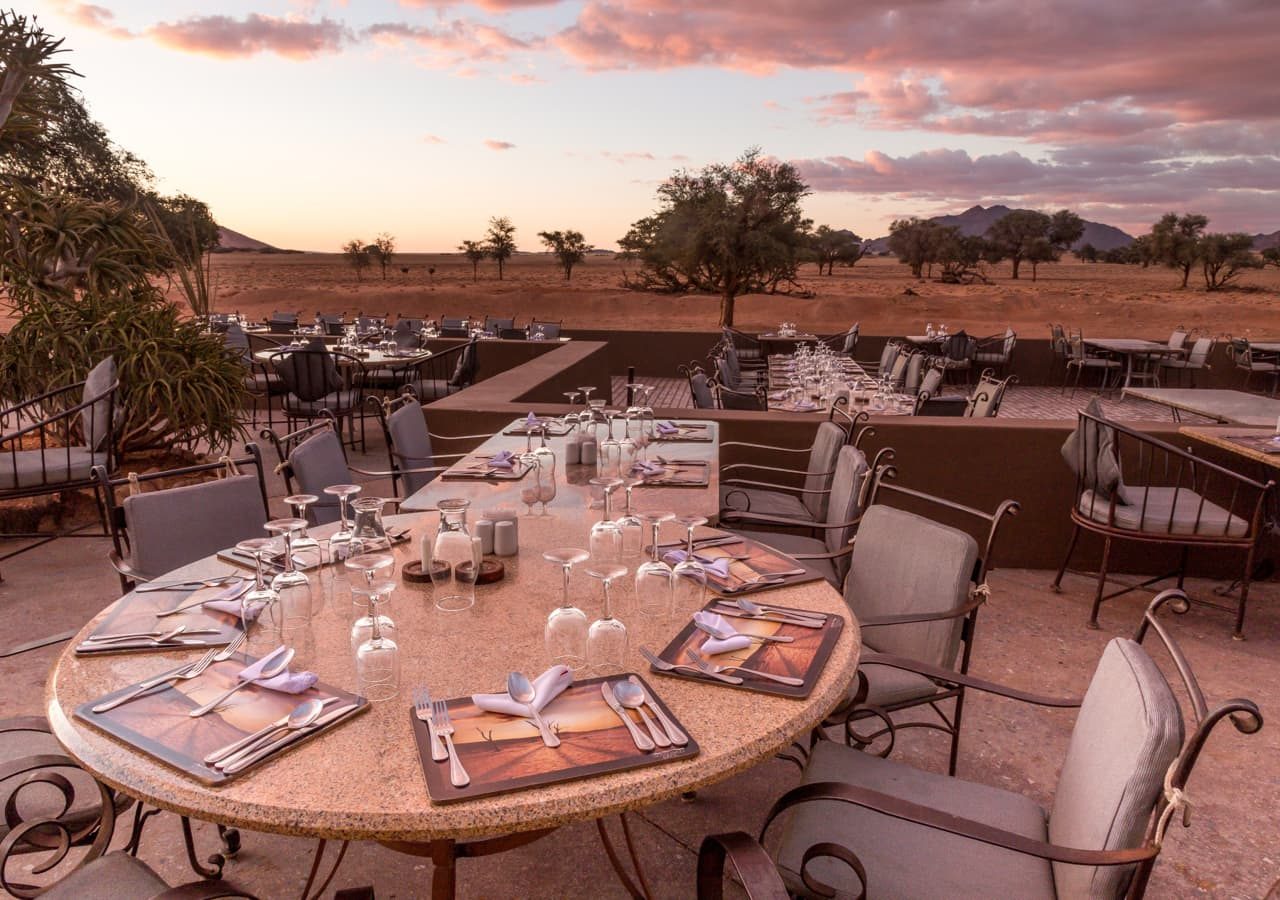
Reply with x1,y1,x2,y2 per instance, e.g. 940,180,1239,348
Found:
694,619,794,644
213,697,337,769
507,672,560,748
613,681,672,748
188,646,294,717
157,580,253,617
684,648,805,686
735,598,825,626
83,625,205,644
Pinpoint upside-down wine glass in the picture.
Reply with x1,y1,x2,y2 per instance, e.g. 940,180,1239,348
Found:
671,514,709,613
543,547,591,669
348,553,398,650
588,477,624,564
235,537,280,654
615,479,646,561
585,563,629,675
355,590,400,702
324,483,362,563
284,494,322,567
265,518,310,590
634,511,676,626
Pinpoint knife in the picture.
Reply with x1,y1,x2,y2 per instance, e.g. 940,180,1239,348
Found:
220,704,360,775
83,628,222,643
708,604,826,628
627,675,688,747
600,682,654,752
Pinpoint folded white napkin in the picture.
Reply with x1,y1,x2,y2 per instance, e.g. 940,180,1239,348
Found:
663,550,731,580
793,399,818,411
236,648,317,694
472,665,574,717
692,611,752,655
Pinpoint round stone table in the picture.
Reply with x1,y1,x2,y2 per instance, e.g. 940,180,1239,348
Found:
47,511,858,897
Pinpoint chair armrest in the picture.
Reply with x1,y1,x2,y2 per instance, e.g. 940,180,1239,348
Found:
857,594,985,628
721,462,827,478
857,651,1081,708
790,545,853,562
428,431,499,442
697,833,789,900
0,715,52,735
349,464,450,479
720,479,829,496
724,512,863,531
719,441,810,454
156,881,258,900
764,782,1157,869
107,552,150,587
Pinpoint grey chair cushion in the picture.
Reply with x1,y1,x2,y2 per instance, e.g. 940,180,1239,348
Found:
289,429,351,525
802,422,846,520
858,662,946,708
123,473,267,580
81,356,115,452
730,529,838,587
42,852,169,900
719,487,811,520
822,446,869,569
776,740,1053,899
919,367,943,397
284,389,361,415
1049,639,1183,898
690,373,715,409
1077,487,1248,537
0,447,106,489
844,505,978,668
387,401,437,496
407,378,454,401
1061,399,1127,501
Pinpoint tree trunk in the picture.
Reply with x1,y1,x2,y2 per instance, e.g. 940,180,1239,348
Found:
719,292,735,327
1180,264,1191,288
498,259,504,280
1010,256,1021,279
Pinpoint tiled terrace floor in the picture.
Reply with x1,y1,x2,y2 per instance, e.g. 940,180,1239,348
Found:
612,375,1214,423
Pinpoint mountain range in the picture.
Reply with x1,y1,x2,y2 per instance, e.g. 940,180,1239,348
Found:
862,204,1134,254
214,226,278,252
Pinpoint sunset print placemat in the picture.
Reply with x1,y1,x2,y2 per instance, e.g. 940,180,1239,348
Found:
75,585,243,655
651,601,844,698
77,652,366,785
678,536,824,596
412,674,697,804
635,459,710,487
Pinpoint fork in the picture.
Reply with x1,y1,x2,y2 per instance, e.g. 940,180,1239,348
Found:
431,700,470,787
413,687,447,762
638,646,742,684
136,575,242,593
91,634,244,714
684,649,804,686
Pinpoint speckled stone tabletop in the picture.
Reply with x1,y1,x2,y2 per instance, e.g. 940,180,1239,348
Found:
47,494,858,844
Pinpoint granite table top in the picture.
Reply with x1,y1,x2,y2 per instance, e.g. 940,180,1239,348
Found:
1123,388,1280,427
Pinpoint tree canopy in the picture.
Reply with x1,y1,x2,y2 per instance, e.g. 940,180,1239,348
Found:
485,216,517,280
808,225,864,275
618,148,812,326
538,229,592,281
1150,213,1208,287
458,239,486,281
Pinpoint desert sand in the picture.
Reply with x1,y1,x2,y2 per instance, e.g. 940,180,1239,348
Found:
185,252,1280,340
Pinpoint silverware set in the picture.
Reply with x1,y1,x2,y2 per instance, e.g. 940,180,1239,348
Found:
414,688,470,786
82,625,223,647
188,645,294,717
204,696,341,771
640,645,742,684
683,649,804,687
219,702,359,776
135,574,242,593
92,633,246,713
708,599,827,628
601,678,688,752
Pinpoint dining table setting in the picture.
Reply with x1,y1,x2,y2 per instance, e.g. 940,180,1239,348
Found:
767,343,916,415
45,412,859,898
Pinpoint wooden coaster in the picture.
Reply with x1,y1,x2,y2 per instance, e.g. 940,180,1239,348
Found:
402,559,504,584
458,559,505,584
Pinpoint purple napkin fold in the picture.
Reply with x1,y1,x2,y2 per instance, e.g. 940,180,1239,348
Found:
632,460,665,477
793,399,818,411
656,421,680,435
236,649,317,694
202,582,262,621
663,550,732,580
525,411,539,429
488,450,515,470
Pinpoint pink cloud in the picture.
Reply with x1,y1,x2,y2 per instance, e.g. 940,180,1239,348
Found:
398,0,559,10
422,134,447,144
55,2,133,39
484,139,516,150
147,13,350,59
365,20,538,66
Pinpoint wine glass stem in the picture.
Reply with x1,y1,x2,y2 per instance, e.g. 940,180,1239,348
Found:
252,552,266,590
650,523,662,563
685,526,695,556
369,593,382,641
561,564,572,610
339,497,350,532
602,580,614,619
282,532,296,575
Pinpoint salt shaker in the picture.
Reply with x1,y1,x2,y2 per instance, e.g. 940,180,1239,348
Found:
475,519,495,555
494,520,518,556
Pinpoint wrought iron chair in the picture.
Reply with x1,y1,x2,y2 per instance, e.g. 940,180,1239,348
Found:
1063,330,1122,396
401,336,478,401
822,478,1019,774
697,591,1261,900
937,330,976,387
93,447,270,593
680,364,717,410
0,356,118,551
367,395,491,499
394,316,426,335
270,340,368,450
820,323,859,356
973,327,1016,377
721,444,891,589
966,370,1016,418
529,319,562,340
438,315,470,338
901,351,926,396
718,342,765,388
722,326,765,362
1052,403,1273,638
719,419,865,523
1227,336,1279,394
860,340,902,378
1,718,255,897
1157,335,1214,387
714,378,767,411
913,364,971,416
267,310,299,333
484,315,515,333
1048,322,1069,378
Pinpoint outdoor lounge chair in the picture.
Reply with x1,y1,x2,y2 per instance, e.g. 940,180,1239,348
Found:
93,448,270,593
719,419,855,523
1052,402,1273,638
1227,336,1278,394
1063,330,1121,395
973,327,1016,377
696,591,1262,900
270,340,368,450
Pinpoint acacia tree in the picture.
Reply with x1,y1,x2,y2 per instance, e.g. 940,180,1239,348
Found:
887,217,947,278
1199,233,1261,290
984,208,1083,279
809,225,864,275
485,216,516,280
1150,212,1208,287
618,148,811,326
458,239,486,281
371,232,395,280
342,239,369,281
538,229,592,280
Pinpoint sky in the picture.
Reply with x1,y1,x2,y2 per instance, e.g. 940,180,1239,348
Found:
34,0,1280,252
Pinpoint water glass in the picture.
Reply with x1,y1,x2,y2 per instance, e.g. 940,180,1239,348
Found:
543,547,591,670
585,563,628,675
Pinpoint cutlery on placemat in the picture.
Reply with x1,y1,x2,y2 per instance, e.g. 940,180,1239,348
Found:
708,604,825,628
188,646,294,717
693,618,794,644
431,700,470,787
156,580,252,618
93,642,221,714
684,649,804,687
135,575,242,593
413,687,447,762
214,698,339,769
656,536,741,551
83,626,221,644
626,675,688,746
205,696,338,765
221,703,359,775
735,598,826,624
638,646,742,685
508,672,561,749
613,681,670,749
601,682,654,752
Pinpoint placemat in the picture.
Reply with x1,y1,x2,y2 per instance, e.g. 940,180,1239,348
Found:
1225,433,1280,455
411,674,697,803
504,420,572,437
441,456,535,481
77,652,366,784
652,601,843,697
75,585,244,655
634,460,710,487
658,535,823,596
650,423,714,443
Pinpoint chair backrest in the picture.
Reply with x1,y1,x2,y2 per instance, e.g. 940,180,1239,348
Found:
448,338,479,388
690,371,715,409
355,315,384,331
903,352,924,395
1048,638,1183,898
385,399,437,496
823,445,870,583
97,448,270,583
272,341,343,402
1229,337,1251,366
967,374,1007,418
844,504,979,668
715,356,738,390
1186,336,1213,366
1002,328,1016,358
1068,332,1086,361
802,421,847,520
842,325,859,355
395,317,425,334
223,322,251,358
530,321,561,339
919,366,943,398
877,342,899,374
1168,329,1187,351
887,352,909,385
81,356,116,452
287,428,353,525
1049,323,1066,357
317,312,343,326
485,315,515,332
717,382,763,411
723,343,743,380
499,328,527,340
942,331,971,361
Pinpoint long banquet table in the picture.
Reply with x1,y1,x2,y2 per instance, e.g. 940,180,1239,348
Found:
46,420,857,898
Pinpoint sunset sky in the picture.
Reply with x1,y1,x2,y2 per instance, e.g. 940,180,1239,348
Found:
37,0,1280,252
